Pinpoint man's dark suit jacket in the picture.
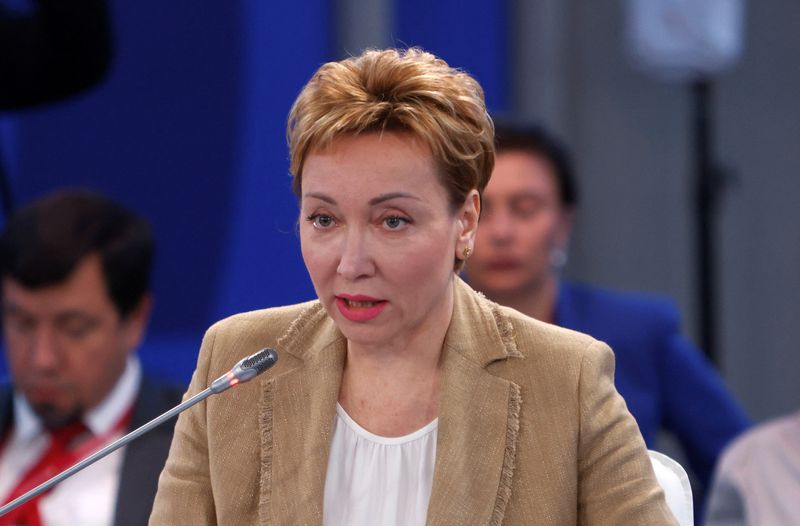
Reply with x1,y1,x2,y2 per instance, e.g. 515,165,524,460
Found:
0,377,184,526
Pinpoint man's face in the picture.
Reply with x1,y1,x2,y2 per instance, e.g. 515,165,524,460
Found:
2,254,149,428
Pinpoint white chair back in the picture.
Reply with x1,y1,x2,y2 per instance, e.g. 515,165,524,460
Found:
649,449,694,526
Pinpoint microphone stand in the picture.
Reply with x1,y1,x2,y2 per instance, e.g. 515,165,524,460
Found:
0,347,277,518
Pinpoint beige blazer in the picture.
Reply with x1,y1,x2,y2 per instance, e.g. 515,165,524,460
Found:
149,277,676,525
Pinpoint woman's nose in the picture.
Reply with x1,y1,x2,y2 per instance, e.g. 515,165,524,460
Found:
484,208,515,243
336,229,376,280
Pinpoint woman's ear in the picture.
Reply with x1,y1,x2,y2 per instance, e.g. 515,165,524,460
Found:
456,189,481,256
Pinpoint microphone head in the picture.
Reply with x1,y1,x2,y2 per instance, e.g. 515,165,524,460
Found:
231,348,278,383
241,348,279,373
209,348,279,394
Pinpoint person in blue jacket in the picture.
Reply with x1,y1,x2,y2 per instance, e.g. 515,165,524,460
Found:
466,120,749,500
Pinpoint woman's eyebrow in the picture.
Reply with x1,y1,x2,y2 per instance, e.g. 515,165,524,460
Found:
302,191,421,206
368,192,420,205
302,192,336,204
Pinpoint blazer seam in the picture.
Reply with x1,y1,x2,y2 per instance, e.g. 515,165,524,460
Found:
489,381,521,525
489,302,522,360
258,379,275,526
576,346,588,489
201,325,220,397
275,301,326,359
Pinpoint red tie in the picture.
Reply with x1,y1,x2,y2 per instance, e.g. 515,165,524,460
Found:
0,422,90,526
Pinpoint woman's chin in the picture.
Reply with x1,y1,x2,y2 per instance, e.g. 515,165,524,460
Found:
337,322,394,350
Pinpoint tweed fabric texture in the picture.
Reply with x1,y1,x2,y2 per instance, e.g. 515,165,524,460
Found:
149,277,676,525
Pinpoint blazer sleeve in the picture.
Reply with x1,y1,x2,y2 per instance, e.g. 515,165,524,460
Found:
577,341,678,525
149,326,219,525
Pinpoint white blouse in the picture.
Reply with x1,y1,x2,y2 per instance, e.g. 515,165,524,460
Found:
323,403,438,526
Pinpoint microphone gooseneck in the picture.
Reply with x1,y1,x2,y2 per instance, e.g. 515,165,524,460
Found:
0,347,278,518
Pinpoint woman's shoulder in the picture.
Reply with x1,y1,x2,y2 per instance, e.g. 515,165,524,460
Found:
498,302,613,375
504,303,596,347
199,299,334,368
209,299,324,337
561,281,682,329
456,278,611,374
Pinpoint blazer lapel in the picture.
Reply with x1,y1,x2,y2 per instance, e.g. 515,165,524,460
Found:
255,280,522,525
257,303,346,526
426,279,522,526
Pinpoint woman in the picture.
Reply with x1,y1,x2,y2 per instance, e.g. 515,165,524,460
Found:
465,121,749,497
149,48,676,525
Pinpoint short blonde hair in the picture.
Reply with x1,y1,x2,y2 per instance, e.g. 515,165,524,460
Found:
287,48,495,210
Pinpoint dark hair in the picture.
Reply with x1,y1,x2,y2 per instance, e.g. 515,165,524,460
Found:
493,120,578,208
0,189,153,318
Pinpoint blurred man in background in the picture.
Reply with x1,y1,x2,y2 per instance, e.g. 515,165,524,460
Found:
0,190,183,526
705,409,800,525
466,121,750,506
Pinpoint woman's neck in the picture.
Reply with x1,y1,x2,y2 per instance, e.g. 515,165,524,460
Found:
338,352,441,437
491,274,559,324
337,280,453,437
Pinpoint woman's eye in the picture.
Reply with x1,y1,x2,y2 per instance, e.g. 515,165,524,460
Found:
307,214,335,229
510,196,546,219
383,216,408,229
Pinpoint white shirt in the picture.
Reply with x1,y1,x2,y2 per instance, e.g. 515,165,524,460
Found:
323,403,438,526
0,356,141,526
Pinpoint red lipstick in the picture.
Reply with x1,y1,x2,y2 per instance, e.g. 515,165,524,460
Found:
335,294,387,322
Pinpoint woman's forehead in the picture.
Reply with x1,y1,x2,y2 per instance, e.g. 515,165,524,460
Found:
304,134,434,182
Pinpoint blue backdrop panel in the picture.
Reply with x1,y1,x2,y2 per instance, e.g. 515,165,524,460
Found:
9,0,241,335
393,0,509,113
213,0,331,324
1,0,505,385
0,0,332,385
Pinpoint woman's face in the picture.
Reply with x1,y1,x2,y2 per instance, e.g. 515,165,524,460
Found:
467,149,573,298
299,132,478,350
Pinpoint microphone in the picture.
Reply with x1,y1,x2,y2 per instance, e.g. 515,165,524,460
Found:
0,347,278,518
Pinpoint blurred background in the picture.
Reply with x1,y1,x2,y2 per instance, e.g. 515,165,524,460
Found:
0,0,797,426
